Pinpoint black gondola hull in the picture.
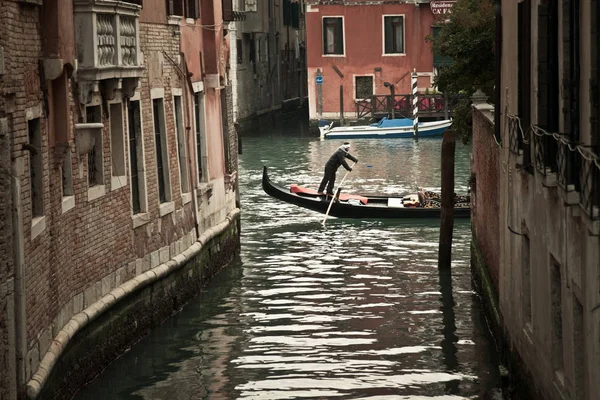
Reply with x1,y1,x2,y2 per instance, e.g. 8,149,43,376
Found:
262,166,470,219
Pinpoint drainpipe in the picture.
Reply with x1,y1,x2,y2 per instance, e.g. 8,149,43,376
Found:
10,115,27,397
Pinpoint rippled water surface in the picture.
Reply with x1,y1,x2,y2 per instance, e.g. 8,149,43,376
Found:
75,116,502,399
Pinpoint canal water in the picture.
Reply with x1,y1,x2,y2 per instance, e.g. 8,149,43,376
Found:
75,115,504,399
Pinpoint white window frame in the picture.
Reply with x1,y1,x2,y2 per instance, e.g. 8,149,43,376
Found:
150,88,174,216
322,16,346,57
61,150,75,214
109,100,128,191
85,102,106,202
172,88,191,205
382,14,406,56
192,83,209,185
25,105,46,240
127,92,150,228
353,74,376,101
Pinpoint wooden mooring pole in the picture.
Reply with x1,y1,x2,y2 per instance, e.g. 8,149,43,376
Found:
438,129,456,269
339,85,345,126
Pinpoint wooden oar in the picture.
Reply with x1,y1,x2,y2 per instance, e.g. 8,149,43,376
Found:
322,161,357,226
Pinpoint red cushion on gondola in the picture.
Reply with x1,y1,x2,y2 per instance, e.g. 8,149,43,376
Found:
290,184,368,205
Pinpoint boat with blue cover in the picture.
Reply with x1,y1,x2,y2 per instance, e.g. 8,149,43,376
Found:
319,117,453,139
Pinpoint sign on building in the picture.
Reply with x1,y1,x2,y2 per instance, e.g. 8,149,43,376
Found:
430,0,457,15
316,76,323,85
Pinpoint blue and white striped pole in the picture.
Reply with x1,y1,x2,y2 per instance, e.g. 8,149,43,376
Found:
411,69,419,140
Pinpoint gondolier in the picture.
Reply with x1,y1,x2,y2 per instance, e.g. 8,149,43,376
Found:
318,142,359,196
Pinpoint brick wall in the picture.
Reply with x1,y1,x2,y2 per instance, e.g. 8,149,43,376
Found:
2,2,240,393
133,22,195,254
1,3,197,384
471,106,500,288
1,117,16,400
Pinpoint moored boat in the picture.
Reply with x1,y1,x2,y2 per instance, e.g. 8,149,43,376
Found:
262,166,470,219
319,117,453,140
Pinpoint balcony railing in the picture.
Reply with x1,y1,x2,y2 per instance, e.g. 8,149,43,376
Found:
74,0,143,82
355,93,462,120
507,115,524,155
531,124,599,220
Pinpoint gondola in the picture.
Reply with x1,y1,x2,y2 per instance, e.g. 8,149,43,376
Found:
262,166,471,219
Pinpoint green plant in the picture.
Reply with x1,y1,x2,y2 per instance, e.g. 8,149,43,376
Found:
426,0,495,143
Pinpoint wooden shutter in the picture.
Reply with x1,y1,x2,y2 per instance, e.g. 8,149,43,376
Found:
537,4,549,128
591,0,599,149
223,0,233,21
561,0,571,131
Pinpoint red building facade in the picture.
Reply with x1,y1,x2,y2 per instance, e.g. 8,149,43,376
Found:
305,0,437,124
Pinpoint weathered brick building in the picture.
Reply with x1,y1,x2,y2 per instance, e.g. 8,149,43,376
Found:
471,1,600,399
0,0,240,398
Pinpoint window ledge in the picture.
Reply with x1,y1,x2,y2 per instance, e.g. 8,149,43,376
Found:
182,192,192,205
198,182,214,197
168,15,182,25
88,184,106,202
382,53,406,57
541,172,557,188
185,18,196,24
159,201,175,217
559,184,580,205
322,54,345,58
62,196,75,214
111,175,127,191
132,212,150,229
31,216,46,240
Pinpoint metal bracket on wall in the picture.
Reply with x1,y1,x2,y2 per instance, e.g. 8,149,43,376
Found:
332,65,343,78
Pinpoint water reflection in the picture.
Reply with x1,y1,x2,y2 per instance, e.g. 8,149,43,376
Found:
74,114,502,400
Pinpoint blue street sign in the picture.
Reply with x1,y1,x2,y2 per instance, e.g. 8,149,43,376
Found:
316,76,323,85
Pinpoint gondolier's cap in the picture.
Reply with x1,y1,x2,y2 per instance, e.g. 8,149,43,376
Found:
341,142,351,150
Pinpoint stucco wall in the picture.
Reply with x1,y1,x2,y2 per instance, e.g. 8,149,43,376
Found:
305,3,435,120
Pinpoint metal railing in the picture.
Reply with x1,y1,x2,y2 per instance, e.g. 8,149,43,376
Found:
530,124,599,220
355,93,460,120
507,115,524,155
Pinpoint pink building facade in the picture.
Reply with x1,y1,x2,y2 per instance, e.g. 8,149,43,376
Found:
305,0,438,124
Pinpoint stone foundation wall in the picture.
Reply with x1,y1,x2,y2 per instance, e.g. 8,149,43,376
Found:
31,211,240,399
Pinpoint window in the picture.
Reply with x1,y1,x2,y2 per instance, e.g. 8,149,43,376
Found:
220,89,231,174
537,1,559,171
551,260,564,377
591,0,599,153
166,0,184,16
128,100,146,214
517,0,532,173
323,17,344,55
572,296,584,398
245,33,256,63
152,99,171,204
62,151,74,213
384,16,404,54
110,103,127,187
194,93,205,182
174,95,189,194
282,0,299,28
355,76,373,100
86,106,103,187
237,39,243,64
28,118,43,218
185,0,199,19
522,235,531,326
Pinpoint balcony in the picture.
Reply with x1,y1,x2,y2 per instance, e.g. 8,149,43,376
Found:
532,125,600,228
74,0,143,101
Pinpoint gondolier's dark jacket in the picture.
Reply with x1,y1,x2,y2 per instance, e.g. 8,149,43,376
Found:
325,148,358,172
